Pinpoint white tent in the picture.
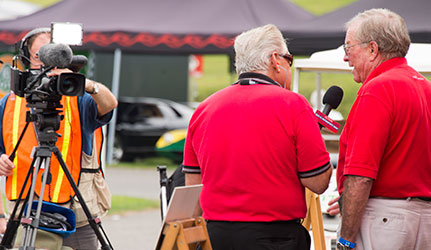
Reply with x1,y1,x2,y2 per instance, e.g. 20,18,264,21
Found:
0,0,41,20
293,43,431,109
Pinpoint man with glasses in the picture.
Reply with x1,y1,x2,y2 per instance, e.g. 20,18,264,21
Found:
183,24,332,250
335,8,431,250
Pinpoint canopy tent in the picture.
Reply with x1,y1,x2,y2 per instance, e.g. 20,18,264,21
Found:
0,0,41,21
0,0,314,54
289,0,431,55
0,0,315,164
292,43,431,108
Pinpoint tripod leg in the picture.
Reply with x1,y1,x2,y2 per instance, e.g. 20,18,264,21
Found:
21,156,51,249
52,147,113,250
21,156,43,249
158,166,168,221
0,154,38,249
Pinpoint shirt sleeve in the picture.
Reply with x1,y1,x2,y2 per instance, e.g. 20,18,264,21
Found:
182,120,200,174
343,89,391,179
294,105,330,178
78,93,114,155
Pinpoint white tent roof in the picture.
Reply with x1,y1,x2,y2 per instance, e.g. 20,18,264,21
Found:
293,43,431,92
292,43,431,142
0,0,41,21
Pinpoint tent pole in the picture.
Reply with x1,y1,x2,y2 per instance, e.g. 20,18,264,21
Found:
316,73,322,110
107,48,122,165
292,68,300,93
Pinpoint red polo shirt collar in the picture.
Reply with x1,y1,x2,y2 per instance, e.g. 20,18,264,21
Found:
363,57,407,86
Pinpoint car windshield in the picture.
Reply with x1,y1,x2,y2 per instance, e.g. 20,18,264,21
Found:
121,103,163,123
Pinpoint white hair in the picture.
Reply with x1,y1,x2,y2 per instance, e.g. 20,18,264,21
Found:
234,24,288,75
345,8,410,59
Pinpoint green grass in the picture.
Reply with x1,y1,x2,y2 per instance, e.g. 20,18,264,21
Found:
108,156,179,169
109,195,159,214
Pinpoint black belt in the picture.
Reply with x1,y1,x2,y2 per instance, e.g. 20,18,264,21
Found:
206,219,302,224
413,197,431,202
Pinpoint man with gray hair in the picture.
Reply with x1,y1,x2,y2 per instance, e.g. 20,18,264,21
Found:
335,8,431,250
183,24,332,250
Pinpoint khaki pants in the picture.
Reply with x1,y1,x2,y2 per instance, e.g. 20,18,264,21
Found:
355,198,431,250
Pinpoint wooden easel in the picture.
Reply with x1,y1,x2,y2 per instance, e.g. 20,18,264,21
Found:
156,185,326,250
159,216,212,250
302,188,326,250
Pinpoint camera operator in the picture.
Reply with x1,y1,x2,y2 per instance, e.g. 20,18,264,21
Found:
0,27,117,249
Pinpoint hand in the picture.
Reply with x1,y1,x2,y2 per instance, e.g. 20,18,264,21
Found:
327,196,340,216
0,217,6,234
0,154,15,176
46,68,72,77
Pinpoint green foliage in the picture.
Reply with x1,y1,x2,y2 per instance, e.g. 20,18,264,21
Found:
190,55,235,101
108,156,178,169
109,195,159,214
291,0,357,16
190,55,360,119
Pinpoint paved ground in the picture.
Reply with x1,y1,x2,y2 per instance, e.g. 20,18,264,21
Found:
102,167,172,250
101,167,340,250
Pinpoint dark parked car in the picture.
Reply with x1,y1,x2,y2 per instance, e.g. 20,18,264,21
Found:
114,97,194,162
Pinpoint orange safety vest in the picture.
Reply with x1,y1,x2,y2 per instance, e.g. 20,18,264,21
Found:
93,126,105,176
3,93,86,204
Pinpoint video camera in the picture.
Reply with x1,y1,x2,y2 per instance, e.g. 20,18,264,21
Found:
10,23,87,103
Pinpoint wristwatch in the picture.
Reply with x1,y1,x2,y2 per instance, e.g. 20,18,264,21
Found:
337,242,353,250
90,81,99,94
87,80,99,94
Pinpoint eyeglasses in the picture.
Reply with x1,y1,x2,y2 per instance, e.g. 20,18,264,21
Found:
280,53,293,67
343,42,369,54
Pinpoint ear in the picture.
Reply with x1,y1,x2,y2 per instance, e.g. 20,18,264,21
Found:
270,52,280,69
369,41,379,60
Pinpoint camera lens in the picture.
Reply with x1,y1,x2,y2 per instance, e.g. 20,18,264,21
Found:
57,73,85,96
61,76,77,93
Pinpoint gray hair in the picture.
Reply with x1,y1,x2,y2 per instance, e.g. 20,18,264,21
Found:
234,24,288,75
345,8,410,59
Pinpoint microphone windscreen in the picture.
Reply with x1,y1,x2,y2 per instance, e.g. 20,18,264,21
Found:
323,85,344,109
68,55,88,72
38,43,73,68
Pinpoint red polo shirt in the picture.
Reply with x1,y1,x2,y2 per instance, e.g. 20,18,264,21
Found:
337,58,431,198
184,75,329,222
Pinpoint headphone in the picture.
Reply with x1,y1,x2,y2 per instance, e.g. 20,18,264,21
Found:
17,27,51,67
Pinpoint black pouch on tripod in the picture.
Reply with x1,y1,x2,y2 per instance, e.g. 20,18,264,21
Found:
26,201,76,237
30,210,73,231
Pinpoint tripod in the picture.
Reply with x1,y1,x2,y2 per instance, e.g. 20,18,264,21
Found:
0,99,113,250
157,165,168,221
